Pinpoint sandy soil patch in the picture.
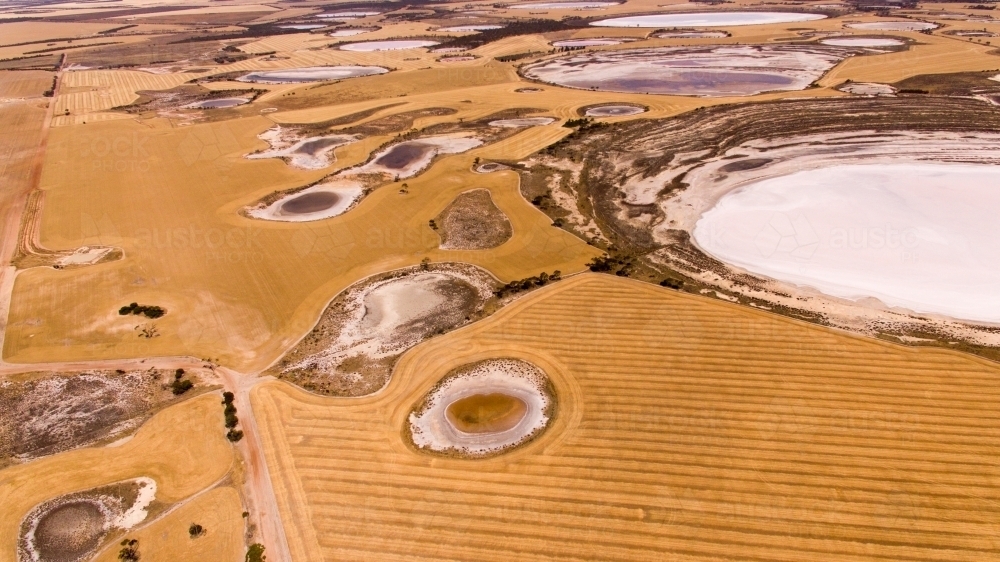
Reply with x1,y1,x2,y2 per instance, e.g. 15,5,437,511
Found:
246,126,358,170
434,189,513,250
266,264,497,396
408,358,553,457
522,45,852,96
18,478,156,562
839,81,896,95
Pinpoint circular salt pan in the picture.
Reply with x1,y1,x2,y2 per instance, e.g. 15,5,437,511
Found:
511,1,619,8
183,97,248,109
821,36,904,46
438,25,504,31
847,21,937,31
237,66,387,84
592,12,827,27
248,181,363,222
585,104,646,117
409,359,552,456
340,40,439,51
692,162,1000,323
488,117,555,127
552,38,622,46
280,24,326,30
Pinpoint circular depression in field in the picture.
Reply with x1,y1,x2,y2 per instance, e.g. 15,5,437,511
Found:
237,66,387,83
592,12,826,28
820,36,904,46
184,97,249,109
847,21,937,31
409,359,553,457
33,501,106,561
340,40,439,51
522,45,846,96
585,104,646,116
552,37,623,46
511,1,620,8
692,162,1000,322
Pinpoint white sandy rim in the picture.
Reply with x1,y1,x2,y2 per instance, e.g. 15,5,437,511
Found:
113,477,156,529
821,37,903,46
247,127,357,170
247,181,363,222
839,82,896,95
56,246,113,266
409,360,550,455
692,162,1000,323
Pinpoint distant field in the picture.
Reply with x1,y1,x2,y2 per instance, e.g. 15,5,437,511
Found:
256,273,1000,561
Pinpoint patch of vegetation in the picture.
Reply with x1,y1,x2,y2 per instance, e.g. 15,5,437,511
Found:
495,270,562,299
893,71,1000,96
118,538,140,561
119,302,166,319
222,392,244,442
189,523,205,538
246,543,266,562
171,369,194,395
42,76,56,97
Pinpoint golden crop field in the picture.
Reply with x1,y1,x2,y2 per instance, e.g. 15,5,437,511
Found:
0,393,235,562
255,274,1000,561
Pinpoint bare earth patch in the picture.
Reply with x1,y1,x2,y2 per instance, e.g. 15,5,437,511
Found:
266,263,497,396
0,369,197,466
434,189,513,250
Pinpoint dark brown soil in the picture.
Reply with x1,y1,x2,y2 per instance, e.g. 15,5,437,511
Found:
892,71,1000,96
434,189,512,250
33,502,105,562
281,191,340,214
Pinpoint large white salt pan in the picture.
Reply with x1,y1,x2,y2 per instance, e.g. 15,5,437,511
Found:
248,180,364,222
512,1,619,8
592,12,826,27
821,37,903,46
693,162,1000,322
236,65,387,84
354,134,483,178
847,20,937,31
247,126,357,169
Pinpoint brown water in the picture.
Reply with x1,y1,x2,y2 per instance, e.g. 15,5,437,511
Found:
446,393,528,434
374,142,431,170
33,502,106,562
295,137,346,156
280,191,341,214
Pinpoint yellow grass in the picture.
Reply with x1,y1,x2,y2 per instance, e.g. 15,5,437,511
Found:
254,273,1000,561
3,112,599,369
820,34,1000,85
0,22,123,45
92,486,246,562
0,393,236,562
53,69,191,121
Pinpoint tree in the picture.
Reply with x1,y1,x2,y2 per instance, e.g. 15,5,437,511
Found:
118,539,139,561
189,523,205,538
246,543,266,562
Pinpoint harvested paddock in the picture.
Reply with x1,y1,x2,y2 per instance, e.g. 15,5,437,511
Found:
434,189,512,250
255,273,1000,561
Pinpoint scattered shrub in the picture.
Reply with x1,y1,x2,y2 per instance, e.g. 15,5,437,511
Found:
118,539,140,561
189,523,205,538
246,543,266,562
118,302,166,319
